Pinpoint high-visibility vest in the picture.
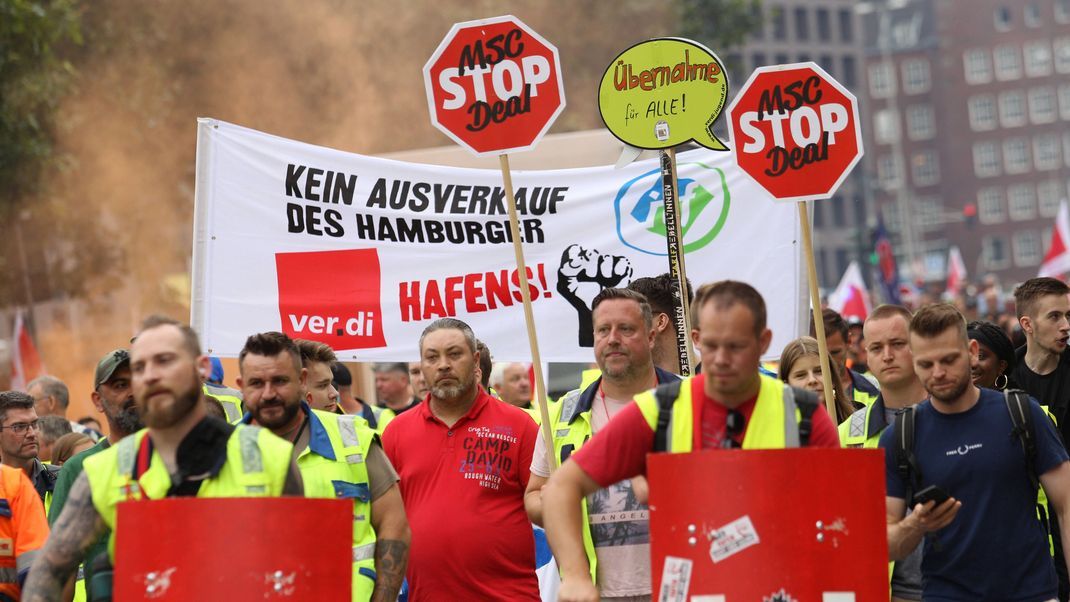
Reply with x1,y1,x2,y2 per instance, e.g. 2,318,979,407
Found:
0,465,48,601
203,383,244,424
83,425,292,559
292,408,378,602
550,367,680,586
848,370,880,409
634,373,813,452
838,395,893,449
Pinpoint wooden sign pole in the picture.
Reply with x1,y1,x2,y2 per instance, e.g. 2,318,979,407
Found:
661,148,695,376
500,154,558,471
797,202,837,419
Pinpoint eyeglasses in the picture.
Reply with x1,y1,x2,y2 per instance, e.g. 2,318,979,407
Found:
722,410,745,449
0,421,39,435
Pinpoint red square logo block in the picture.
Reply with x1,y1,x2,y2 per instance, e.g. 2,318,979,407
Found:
275,248,386,351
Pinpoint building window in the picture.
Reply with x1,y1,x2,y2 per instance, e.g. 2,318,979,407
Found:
911,150,940,187
874,109,900,145
869,62,896,98
973,141,1002,177
995,45,1023,80
816,8,831,41
750,2,765,40
1039,180,1062,217
978,187,1005,224
906,104,935,140
831,195,846,227
813,202,825,228
883,203,903,233
1056,38,1070,73
999,90,1027,127
751,52,768,71
901,59,931,94
797,52,811,63
1004,138,1032,174
1014,230,1042,267
968,95,998,131
1009,183,1038,220
878,154,903,189
964,49,993,84
995,6,1013,31
983,235,1010,270
1059,84,1070,120
1064,132,1070,167
1029,87,1058,123
839,8,854,42
775,52,790,65
772,6,787,39
842,56,857,89
819,54,835,77
1026,3,1042,27
1058,0,1070,23
795,7,810,41
1024,40,1053,77
1035,134,1062,171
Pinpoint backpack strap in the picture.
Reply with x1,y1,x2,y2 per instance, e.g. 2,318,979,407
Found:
1004,388,1040,492
652,379,683,453
789,387,820,447
893,406,922,505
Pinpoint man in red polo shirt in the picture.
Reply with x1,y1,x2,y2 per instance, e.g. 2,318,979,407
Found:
382,318,539,601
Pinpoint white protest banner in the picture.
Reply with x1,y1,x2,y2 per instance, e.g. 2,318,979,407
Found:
191,119,807,362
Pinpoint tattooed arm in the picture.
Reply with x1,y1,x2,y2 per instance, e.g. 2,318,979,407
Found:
23,473,107,601
369,484,410,602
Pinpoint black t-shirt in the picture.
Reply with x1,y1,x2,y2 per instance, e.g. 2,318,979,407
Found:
1012,346,1070,446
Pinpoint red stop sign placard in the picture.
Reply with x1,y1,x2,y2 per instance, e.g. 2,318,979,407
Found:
423,15,566,156
727,62,863,202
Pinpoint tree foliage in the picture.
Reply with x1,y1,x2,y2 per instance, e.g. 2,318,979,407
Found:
0,0,82,206
675,0,765,52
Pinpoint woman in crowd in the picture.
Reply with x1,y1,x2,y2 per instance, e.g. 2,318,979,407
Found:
967,320,1017,391
778,336,854,423
50,432,94,466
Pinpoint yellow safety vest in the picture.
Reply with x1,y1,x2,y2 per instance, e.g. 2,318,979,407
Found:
548,367,684,585
292,408,378,602
83,425,292,559
203,383,244,424
634,373,813,452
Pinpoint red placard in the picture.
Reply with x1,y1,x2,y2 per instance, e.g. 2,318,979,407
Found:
422,15,566,156
115,498,351,600
726,62,863,203
648,449,887,602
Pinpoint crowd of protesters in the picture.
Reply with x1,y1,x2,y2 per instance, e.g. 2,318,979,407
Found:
0,273,1066,601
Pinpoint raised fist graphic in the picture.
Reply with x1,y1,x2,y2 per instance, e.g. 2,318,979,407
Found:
557,244,633,347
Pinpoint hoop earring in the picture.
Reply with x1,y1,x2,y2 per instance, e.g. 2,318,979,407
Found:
995,373,1008,390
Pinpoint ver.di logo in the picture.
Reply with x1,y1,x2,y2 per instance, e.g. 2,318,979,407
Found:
613,161,730,256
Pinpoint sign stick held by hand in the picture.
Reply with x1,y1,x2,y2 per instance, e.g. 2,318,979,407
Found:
500,155,557,468
727,62,865,421
424,15,566,471
660,148,694,376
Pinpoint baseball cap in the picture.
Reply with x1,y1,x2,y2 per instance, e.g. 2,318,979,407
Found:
95,349,131,388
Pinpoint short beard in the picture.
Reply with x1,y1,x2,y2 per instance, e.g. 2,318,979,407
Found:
432,372,476,402
143,381,200,429
252,398,301,430
928,375,971,404
106,399,144,435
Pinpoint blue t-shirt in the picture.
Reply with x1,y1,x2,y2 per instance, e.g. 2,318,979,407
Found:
881,388,1069,601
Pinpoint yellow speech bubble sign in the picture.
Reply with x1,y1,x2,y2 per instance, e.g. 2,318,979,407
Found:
598,38,730,151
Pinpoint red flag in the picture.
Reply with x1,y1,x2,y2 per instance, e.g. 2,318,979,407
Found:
946,246,967,297
1039,201,1070,278
828,261,871,322
10,312,44,391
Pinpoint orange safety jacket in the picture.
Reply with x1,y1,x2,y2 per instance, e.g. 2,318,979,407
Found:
0,465,49,600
